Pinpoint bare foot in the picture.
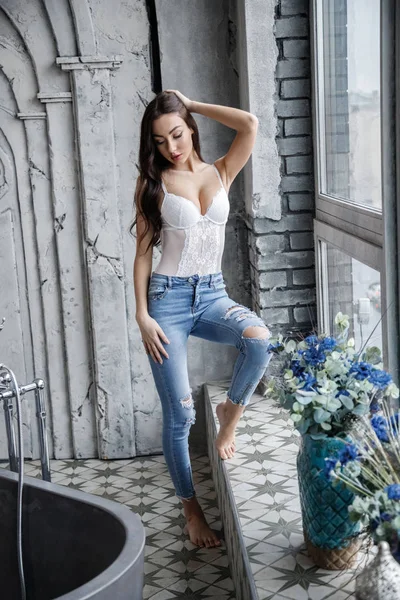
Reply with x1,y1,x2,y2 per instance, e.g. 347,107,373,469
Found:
182,497,222,548
215,400,244,460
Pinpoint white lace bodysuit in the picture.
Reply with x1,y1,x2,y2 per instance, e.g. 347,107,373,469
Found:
153,164,230,276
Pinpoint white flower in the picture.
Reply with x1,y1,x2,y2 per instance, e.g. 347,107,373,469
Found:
343,461,361,478
324,356,348,378
350,495,370,516
335,312,350,330
387,382,400,399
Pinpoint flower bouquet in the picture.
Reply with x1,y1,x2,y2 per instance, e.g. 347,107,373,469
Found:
266,312,397,439
265,312,398,569
325,401,400,563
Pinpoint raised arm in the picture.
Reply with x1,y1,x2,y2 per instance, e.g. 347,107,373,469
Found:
190,101,258,189
165,90,258,190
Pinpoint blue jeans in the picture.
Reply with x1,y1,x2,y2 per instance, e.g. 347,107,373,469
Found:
147,270,273,500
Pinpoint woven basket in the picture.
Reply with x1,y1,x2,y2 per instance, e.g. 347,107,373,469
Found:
304,530,362,570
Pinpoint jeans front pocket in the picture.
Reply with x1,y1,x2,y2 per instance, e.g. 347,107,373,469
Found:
212,277,226,292
148,282,169,301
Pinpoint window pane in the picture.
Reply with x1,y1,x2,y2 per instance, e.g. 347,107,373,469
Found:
319,0,381,209
325,243,382,353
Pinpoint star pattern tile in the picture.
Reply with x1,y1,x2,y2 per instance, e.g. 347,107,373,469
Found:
3,453,236,599
204,381,376,600
2,379,378,600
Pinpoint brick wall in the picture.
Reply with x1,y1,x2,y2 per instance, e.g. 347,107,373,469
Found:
249,0,317,337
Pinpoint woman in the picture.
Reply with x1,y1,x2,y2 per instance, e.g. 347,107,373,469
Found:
131,90,272,548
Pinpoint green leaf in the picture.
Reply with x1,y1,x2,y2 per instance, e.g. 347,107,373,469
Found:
310,432,328,440
352,403,370,416
325,398,342,412
339,394,354,410
295,394,314,406
297,418,311,435
314,408,331,423
290,413,302,423
320,422,332,430
285,340,297,353
362,346,382,365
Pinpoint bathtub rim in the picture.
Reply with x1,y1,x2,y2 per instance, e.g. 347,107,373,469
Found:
0,467,145,599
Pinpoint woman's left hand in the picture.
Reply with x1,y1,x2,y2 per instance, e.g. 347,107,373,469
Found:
165,89,193,111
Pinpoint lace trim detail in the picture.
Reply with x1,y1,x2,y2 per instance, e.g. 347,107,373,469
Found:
176,220,221,276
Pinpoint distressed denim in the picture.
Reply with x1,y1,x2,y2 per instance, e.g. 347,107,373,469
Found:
146,270,273,500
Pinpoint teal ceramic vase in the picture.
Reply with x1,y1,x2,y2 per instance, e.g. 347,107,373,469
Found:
297,433,362,569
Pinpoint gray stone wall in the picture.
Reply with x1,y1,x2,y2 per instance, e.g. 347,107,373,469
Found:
248,0,317,340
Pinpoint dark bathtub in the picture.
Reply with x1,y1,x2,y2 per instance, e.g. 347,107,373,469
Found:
0,469,145,600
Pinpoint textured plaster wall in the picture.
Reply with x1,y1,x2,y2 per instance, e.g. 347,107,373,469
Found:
0,0,257,459
85,0,164,455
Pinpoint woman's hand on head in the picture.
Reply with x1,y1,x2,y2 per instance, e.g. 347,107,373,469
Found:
165,89,193,111
136,313,170,364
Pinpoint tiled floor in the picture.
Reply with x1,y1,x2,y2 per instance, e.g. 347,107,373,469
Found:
15,454,236,600
4,383,376,600
205,381,376,600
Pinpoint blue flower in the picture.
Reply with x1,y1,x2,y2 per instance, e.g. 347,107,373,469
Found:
369,369,392,390
300,373,317,391
338,444,359,465
371,518,379,531
304,335,318,346
380,512,393,522
319,337,337,351
371,415,389,442
371,512,393,531
323,458,338,479
267,342,284,353
349,362,373,380
370,399,380,414
385,484,400,500
291,360,304,377
303,346,326,367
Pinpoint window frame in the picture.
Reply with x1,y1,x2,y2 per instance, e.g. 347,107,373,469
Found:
312,0,383,244
314,219,385,361
310,0,400,382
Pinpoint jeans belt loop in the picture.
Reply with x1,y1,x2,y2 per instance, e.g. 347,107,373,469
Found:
167,276,172,288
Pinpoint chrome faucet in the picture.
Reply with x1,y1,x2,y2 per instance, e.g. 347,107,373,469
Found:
0,373,51,481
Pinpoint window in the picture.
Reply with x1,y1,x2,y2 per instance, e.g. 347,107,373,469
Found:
318,0,381,210
315,221,383,354
311,0,398,378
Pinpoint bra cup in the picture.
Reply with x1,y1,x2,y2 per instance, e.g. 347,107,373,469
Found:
203,188,230,224
161,188,230,229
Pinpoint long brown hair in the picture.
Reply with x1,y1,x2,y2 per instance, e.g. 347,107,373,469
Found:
129,91,205,255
